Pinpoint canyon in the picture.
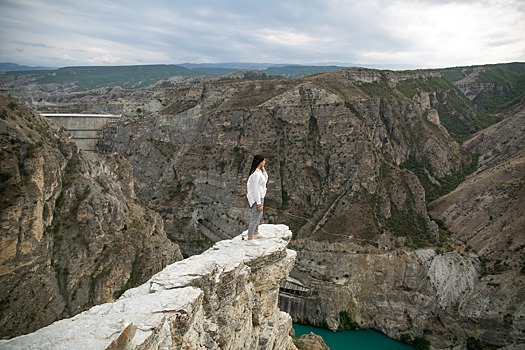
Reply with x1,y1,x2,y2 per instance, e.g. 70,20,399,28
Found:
1,62,524,349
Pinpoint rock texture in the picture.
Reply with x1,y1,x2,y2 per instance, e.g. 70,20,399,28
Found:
0,224,299,350
294,332,330,350
283,240,483,348
429,93,525,348
0,95,182,338
93,69,470,258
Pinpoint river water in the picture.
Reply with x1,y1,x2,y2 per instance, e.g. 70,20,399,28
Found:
293,324,415,350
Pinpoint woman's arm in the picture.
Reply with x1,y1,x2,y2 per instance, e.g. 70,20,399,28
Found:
249,173,262,205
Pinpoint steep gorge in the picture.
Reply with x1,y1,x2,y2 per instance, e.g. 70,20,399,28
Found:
2,63,524,348
428,93,525,347
97,69,469,255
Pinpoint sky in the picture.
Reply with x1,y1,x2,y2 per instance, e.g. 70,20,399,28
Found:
0,0,524,69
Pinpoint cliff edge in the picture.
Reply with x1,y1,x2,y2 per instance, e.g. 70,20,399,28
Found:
0,224,299,350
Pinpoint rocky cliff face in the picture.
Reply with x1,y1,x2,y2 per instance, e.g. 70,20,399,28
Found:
284,240,484,348
0,95,182,338
444,63,525,116
95,69,470,258
428,93,525,348
281,94,525,350
1,225,301,350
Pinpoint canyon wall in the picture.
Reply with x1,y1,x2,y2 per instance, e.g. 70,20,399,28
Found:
90,68,523,348
0,95,182,338
428,94,525,348
0,224,299,350
94,69,469,257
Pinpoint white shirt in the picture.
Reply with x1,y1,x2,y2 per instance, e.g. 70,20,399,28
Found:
246,168,268,206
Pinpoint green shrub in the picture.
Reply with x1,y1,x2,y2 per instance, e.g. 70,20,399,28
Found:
400,333,412,343
413,336,431,350
338,311,359,330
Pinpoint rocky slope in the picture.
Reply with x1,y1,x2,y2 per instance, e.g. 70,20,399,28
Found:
1,225,303,350
428,93,525,348
443,62,525,115
0,95,182,338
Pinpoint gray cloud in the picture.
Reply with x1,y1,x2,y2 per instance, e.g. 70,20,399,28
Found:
0,0,523,68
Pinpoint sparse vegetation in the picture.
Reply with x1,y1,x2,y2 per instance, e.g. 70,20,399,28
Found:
147,138,178,158
338,311,359,330
400,333,413,344
441,62,525,113
413,336,431,350
359,80,396,98
400,153,478,203
7,101,17,110
396,77,454,98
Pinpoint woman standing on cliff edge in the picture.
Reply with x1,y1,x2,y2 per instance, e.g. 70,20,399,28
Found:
246,154,267,243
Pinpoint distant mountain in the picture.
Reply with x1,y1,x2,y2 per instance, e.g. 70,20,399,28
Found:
0,63,56,73
178,62,291,70
0,63,354,91
264,65,350,78
179,62,355,77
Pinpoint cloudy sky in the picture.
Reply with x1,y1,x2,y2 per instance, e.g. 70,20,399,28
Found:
1,0,524,69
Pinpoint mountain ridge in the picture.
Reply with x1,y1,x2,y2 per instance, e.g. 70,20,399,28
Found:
0,62,56,73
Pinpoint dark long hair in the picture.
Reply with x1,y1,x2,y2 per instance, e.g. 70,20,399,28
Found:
249,154,265,176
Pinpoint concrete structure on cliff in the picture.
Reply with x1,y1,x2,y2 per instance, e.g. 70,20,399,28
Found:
41,113,120,152
0,225,298,350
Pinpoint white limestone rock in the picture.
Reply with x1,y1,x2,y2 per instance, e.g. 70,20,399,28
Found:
416,249,481,308
1,224,298,350
0,286,203,350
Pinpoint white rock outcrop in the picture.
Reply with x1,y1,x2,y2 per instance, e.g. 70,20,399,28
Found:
1,224,298,350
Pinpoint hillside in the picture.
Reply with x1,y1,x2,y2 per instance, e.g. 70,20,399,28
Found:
428,94,525,346
0,63,56,73
442,62,525,114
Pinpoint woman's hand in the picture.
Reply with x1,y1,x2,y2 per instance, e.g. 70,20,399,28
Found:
257,204,263,212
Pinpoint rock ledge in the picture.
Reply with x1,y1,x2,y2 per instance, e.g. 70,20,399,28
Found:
1,224,297,350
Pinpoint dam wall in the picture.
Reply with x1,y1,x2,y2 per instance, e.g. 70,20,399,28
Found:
41,113,120,151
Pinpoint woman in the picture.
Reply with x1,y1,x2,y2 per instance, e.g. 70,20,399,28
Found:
246,154,267,242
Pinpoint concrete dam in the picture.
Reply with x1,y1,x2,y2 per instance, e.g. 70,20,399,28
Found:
41,113,121,152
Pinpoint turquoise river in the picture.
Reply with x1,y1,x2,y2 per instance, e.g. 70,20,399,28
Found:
293,324,415,350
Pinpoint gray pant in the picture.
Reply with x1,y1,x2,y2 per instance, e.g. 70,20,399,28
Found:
248,199,264,238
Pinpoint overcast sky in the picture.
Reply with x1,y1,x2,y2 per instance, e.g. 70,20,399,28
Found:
1,0,523,69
